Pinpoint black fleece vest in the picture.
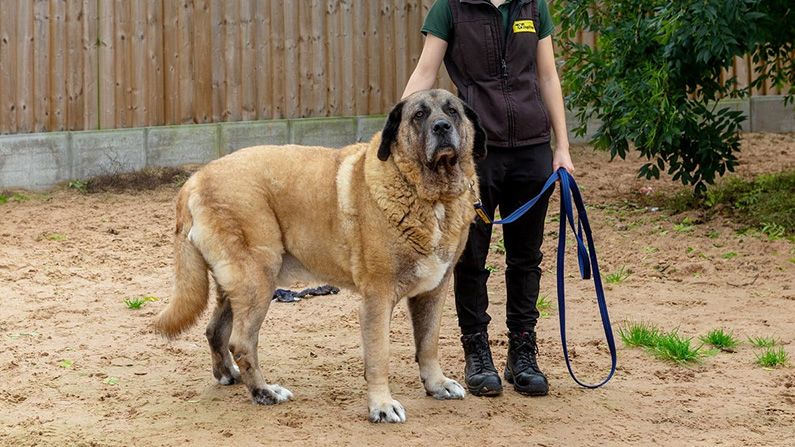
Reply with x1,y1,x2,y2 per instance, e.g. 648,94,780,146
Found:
444,0,551,148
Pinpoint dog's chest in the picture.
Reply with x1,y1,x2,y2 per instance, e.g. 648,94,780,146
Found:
404,202,458,297
405,253,452,297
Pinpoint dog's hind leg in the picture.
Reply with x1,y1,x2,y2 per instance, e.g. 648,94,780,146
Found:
206,286,241,385
407,279,466,401
217,253,293,406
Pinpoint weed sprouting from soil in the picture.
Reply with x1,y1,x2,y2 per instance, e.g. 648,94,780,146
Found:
754,347,790,368
604,265,631,284
124,296,158,310
536,294,554,318
620,323,706,364
650,330,706,364
748,335,777,348
619,320,662,348
699,329,740,350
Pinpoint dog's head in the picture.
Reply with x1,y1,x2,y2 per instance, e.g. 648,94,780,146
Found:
377,90,486,198
378,89,487,166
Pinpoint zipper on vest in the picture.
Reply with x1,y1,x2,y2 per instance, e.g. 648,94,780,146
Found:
504,1,527,147
503,0,525,76
487,1,512,146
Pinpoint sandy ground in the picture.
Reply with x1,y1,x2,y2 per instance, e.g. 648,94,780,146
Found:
1,133,794,447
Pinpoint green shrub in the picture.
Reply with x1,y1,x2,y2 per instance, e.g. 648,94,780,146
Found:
553,0,794,195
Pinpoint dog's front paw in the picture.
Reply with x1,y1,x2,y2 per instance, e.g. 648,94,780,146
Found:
251,384,294,405
368,399,406,423
425,377,466,400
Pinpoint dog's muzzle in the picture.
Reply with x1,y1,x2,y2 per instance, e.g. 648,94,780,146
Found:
427,119,460,170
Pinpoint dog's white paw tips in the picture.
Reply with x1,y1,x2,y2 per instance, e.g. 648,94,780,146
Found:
368,400,406,423
251,384,294,405
218,375,238,386
427,378,466,400
272,385,294,402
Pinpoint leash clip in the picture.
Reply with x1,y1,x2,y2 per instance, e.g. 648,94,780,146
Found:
469,181,492,224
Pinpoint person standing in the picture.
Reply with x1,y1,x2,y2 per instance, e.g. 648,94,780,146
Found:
401,0,575,397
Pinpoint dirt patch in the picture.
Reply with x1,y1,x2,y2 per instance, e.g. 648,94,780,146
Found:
1,133,794,447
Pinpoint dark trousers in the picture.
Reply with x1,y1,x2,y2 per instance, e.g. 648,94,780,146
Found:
454,142,553,335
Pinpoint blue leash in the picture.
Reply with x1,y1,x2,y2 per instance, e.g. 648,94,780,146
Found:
472,168,617,388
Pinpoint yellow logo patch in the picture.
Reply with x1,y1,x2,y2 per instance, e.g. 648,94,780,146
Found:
513,20,536,33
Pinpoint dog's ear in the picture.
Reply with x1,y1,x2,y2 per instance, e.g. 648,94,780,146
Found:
463,104,487,163
378,101,404,161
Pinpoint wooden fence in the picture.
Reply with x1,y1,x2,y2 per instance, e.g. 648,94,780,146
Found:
0,0,790,135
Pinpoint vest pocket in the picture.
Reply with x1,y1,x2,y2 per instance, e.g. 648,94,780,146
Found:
482,23,498,77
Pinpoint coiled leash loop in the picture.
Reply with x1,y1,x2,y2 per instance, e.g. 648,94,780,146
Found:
472,168,617,388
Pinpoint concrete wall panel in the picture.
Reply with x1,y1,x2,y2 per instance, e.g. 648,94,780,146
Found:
72,129,146,180
222,120,290,155
147,125,220,167
0,133,69,191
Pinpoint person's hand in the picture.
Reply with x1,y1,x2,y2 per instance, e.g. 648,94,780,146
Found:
552,144,575,174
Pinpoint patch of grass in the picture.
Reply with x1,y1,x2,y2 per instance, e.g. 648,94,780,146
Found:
699,329,740,350
649,329,706,364
747,335,777,348
656,171,795,238
754,347,789,368
618,320,662,348
620,323,707,364
490,237,505,254
124,297,146,309
707,230,721,239
536,294,554,318
0,192,29,204
721,252,738,260
68,179,88,193
604,265,631,284
124,295,158,310
760,222,786,240
47,234,67,241
673,217,695,232
485,265,499,273
536,294,553,311
58,360,74,368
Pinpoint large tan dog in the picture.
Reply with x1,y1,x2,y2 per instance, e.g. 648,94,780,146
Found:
154,89,487,423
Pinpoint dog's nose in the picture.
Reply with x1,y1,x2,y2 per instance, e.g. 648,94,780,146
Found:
432,119,452,134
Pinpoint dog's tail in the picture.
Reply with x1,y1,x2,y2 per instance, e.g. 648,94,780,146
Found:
153,190,210,338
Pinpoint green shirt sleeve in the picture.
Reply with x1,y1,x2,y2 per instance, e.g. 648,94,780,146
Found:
421,0,453,42
537,0,555,40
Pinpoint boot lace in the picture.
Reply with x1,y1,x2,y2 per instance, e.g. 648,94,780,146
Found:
514,332,541,373
465,333,494,373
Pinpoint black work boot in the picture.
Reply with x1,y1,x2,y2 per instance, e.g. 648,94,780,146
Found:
504,331,549,396
460,332,503,397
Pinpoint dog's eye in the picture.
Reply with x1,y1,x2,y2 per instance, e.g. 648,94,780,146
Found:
414,111,425,120
448,107,457,115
